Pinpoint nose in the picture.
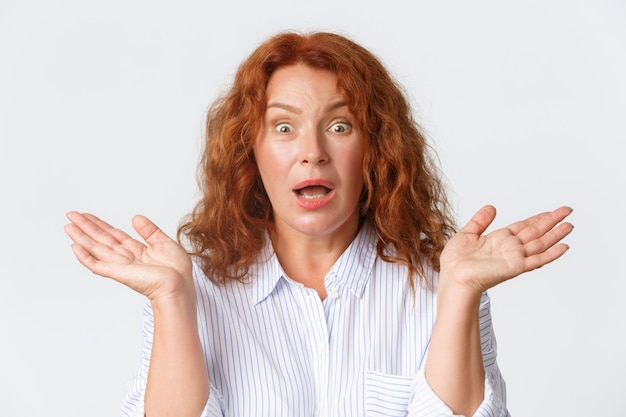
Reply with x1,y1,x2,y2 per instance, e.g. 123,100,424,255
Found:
299,129,329,165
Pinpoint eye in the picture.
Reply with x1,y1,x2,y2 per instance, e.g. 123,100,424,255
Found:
275,123,293,134
330,122,351,133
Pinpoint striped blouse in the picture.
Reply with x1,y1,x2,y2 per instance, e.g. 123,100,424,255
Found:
121,222,509,417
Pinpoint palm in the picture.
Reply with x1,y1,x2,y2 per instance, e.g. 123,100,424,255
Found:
440,205,574,294
65,212,192,300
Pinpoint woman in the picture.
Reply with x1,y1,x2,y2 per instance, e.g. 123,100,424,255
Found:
65,32,573,417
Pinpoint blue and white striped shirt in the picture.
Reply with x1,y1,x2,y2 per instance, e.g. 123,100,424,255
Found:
122,222,509,417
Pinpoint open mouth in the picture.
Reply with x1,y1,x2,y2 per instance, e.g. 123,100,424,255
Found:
294,185,332,200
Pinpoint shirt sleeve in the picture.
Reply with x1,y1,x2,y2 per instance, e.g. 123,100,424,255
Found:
407,293,510,417
119,302,225,417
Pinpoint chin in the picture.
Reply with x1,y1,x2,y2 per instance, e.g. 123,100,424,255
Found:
291,214,359,238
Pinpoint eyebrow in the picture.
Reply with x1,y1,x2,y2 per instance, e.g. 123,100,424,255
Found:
266,100,349,114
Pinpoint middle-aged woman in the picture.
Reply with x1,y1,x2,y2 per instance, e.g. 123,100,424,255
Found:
65,31,574,417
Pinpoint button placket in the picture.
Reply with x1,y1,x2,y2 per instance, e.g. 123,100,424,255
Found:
316,330,329,416
325,271,340,302
301,285,330,417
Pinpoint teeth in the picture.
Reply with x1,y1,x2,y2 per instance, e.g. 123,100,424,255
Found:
299,192,327,200
296,185,331,199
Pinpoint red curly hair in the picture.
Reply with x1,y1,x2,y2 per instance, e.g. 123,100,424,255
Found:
178,31,456,288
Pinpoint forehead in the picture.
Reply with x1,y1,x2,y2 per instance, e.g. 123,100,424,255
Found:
265,64,344,103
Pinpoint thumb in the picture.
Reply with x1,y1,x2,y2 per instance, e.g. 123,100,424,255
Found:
459,205,497,236
132,215,172,246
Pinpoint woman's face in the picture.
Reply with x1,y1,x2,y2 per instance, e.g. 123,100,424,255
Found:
253,64,365,241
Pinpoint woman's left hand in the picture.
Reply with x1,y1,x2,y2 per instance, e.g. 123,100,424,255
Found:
439,205,574,296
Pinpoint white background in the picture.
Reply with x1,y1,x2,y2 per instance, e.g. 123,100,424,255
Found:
1,0,624,416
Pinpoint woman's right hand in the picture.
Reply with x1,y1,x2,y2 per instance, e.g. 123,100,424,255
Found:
64,211,193,301
67,212,210,415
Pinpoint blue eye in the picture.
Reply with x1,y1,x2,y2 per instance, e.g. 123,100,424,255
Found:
276,123,293,133
330,122,351,133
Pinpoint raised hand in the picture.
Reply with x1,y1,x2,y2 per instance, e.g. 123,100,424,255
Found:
439,205,574,295
64,212,193,301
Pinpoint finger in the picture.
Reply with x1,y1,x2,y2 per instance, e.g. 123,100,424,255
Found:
70,242,110,276
80,213,149,258
65,221,133,264
515,206,573,244
82,213,134,243
524,242,571,272
524,221,574,257
459,205,497,236
70,242,135,281
132,215,174,246
507,206,573,240
68,232,122,277
65,221,100,249
66,211,122,247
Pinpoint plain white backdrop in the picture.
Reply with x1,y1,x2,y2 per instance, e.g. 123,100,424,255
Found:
1,0,624,415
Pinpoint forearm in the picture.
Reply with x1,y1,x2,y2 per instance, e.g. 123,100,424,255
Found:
145,289,209,417
425,283,484,417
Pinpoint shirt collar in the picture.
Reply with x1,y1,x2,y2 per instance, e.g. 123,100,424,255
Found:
329,221,378,299
250,221,379,304
249,234,284,305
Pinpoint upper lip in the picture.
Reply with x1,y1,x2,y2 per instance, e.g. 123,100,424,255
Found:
292,179,335,191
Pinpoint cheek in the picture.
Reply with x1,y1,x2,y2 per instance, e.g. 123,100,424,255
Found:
345,147,366,183
254,143,290,186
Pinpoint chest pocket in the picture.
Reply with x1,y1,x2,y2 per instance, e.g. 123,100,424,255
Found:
365,370,413,417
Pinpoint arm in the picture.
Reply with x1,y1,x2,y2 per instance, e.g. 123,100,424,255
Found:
425,284,484,416
65,212,209,417
146,287,209,416
425,205,573,416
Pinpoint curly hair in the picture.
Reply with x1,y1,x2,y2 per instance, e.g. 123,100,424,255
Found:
178,31,457,288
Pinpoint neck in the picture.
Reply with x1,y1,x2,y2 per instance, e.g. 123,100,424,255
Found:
271,217,360,299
